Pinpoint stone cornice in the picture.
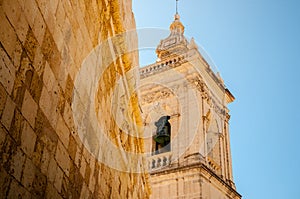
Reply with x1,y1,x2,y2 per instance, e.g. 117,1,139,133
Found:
139,49,230,98
150,162,241,198
140,53,188,79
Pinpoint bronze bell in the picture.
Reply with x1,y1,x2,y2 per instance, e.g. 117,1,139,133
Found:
154,116,171,144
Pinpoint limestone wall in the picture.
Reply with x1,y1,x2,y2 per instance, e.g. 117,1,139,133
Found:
0,0,150,198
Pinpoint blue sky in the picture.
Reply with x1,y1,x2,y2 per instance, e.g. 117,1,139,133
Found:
133,0,300,198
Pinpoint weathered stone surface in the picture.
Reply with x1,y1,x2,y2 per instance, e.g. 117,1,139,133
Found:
0,0,150,198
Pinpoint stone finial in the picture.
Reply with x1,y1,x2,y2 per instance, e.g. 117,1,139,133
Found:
170,14,185,34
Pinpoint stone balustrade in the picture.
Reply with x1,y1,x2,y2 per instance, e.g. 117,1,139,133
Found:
148,152,172,171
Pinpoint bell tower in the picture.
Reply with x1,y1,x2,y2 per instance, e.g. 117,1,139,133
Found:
139,2,241,198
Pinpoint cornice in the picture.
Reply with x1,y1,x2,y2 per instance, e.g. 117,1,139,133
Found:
150,162,241,198
140,54,188,79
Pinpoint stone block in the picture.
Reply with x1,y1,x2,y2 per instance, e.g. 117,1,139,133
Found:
24,28,38,62
0,130,17,167
31,139,44,167
82,147,91,165
2,1,22,28
11,40,23,70
12,53,32,109
45,183,61,199
21,90,38,128
39,86,58,129
32,9,46,46
89,174,96,194
47,157,57,183
62,18,72,46
64,75,74,105
74,145,81,168
0,12,16,56
0,83,7,117
34,108,48,135
40,124,58,154
0,166,12,197
9,108,25,144
20,121,36,155
55,141,70,176
1,96,15,131
80,182,89,199
7,178,31,199
56,86,65,115
40,147,51,175
84,164,91,186
63,103,75,133
32,169,47,197
7,148,26,182
79,156,86,178
29,71,43,103
68,134,77,162
56,115,69,148
69,162,83,196
49,51,62,82
32,46,45,77
14,11,29,45
0,46,16,95
43,61,57,92
49,0,59,16
0,123,6,148
23,0,38,28
41,27,55,61
21,157,36,190
54,167,63,193
60,174,69,198
52,26,64,53
34,0,48,17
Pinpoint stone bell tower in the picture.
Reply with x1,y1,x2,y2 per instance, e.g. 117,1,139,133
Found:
139,10,241,199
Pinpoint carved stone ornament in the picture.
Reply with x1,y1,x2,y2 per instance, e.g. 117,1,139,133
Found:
187,75,210,101
140,88,174,105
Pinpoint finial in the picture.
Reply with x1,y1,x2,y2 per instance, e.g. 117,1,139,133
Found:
175,0,180,20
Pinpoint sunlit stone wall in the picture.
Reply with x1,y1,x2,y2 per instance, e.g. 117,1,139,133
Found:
0,0,150,198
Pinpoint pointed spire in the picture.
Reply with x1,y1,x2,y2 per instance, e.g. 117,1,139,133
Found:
176,0,179,14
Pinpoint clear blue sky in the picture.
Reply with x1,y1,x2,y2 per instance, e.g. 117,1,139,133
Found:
133,0,300,198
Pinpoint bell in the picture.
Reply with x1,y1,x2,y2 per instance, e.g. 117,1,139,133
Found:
154,126,170,144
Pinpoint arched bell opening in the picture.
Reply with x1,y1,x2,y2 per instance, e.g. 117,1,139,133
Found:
153,115,171,155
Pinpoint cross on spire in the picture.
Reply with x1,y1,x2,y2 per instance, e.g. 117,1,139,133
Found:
176,0,179,14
